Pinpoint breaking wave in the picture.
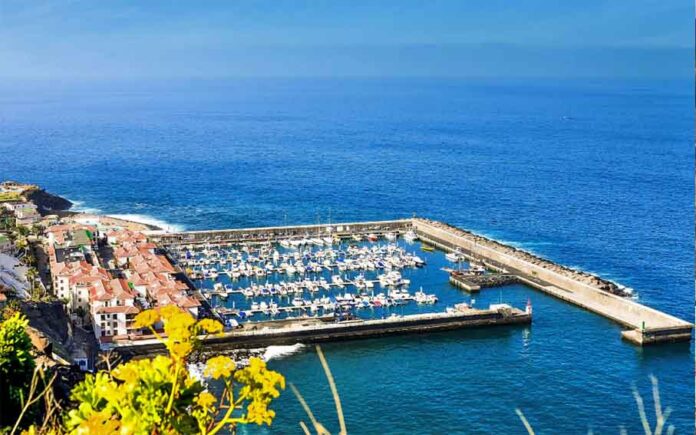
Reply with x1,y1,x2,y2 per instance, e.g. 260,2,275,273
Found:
67,199,102,214
262,344,306,362
107,214,185,232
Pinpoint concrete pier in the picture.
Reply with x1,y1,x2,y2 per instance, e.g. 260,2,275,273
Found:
111,306,531,357
449,272,519,293
149,219,411,246
412,218,693,345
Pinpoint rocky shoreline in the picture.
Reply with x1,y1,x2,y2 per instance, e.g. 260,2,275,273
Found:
25,188,73,216
22,186,164,232
418,218,628,296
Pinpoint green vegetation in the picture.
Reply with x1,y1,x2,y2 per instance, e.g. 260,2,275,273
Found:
0,313,36,428
0,192,22,202
2,307,285,434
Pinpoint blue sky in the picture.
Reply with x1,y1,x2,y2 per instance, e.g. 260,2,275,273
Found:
0,0,692,79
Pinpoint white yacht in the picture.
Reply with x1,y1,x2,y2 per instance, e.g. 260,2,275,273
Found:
403,230,418,242
446,252,462,262
414,288,438,304
331,275,345,287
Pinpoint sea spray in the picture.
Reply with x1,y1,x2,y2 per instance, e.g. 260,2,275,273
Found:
67,199,103,214
188,362,206,384
107,214,185,232
263,344,306,362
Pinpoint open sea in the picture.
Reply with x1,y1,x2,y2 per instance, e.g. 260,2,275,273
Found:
0,78,693,433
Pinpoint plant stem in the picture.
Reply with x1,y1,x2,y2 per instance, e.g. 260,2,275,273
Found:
207,381,237,435
165,362,181,414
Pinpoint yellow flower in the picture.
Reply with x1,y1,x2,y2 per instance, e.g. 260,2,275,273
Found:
195,391,216,409
197,318,223,334
133,310,160,329
112,363,139,383
164,311,196,342
158,305,181,321
168,341,193,360
204,356,236,380
246,400,275,426
77,411,121,434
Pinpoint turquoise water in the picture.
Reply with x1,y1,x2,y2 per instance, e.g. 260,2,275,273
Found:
0,78,692,433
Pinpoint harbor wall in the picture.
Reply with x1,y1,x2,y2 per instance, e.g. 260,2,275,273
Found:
112,308,531,357
413,218,692,344
149,219,411,245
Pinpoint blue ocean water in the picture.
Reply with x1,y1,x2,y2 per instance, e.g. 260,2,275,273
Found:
0,78,693,433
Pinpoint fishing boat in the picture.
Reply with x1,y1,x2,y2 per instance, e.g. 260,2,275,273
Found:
421,244,435,252
469,263,486,275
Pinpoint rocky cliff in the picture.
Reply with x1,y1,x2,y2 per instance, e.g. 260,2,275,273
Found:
25,188,73,215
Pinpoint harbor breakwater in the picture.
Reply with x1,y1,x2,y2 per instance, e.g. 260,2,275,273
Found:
148,219,411,245
412,218,693,345
112,306,531,358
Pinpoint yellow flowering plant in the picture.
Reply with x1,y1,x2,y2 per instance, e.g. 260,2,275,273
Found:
63,308,285,434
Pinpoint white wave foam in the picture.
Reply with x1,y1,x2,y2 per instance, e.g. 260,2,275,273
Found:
107,214,185,232
474,231,637,296
263,344,305,362
187,362,206,383
66,199,102,214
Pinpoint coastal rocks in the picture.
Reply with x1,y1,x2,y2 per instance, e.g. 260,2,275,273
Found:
27,326,53,355
188,347,265,366
449,272,519,292
465,273,519,288
26,188,73,215
21,301,72,345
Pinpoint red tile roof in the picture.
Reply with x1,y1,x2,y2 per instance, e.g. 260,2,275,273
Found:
95,305,140,314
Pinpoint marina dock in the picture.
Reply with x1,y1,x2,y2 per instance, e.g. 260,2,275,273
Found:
112,304,531,357
449,271,519,293
147,218,694,346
